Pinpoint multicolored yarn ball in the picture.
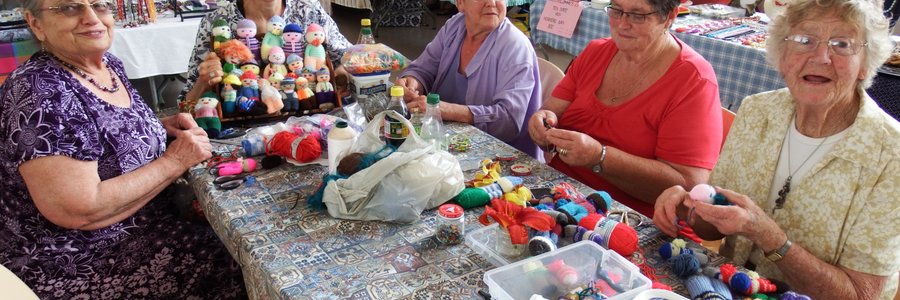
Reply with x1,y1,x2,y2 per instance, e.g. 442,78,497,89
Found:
586,191,614,215
267,131,322,163
546,259,579,286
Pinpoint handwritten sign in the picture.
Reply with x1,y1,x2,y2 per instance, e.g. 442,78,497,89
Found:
536,0,583,39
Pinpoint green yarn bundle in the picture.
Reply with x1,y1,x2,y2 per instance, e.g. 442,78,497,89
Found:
454,188,491,209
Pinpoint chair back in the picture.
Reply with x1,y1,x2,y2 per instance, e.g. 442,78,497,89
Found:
537,57,565,102
722,107,736,147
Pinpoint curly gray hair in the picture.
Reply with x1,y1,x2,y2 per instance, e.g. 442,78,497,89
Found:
765,0,892,89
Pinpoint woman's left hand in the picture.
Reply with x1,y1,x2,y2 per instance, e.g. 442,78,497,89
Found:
161,113,200,136
544,128,603,167
686,187,786,250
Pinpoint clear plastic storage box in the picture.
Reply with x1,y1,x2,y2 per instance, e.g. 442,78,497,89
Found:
483,240,651,300
465,223,528,267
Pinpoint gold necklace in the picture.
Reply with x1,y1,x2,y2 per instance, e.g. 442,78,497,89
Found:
606,57,644,103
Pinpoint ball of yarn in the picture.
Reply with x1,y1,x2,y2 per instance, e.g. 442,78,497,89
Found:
586,191,614,215
336,152,365,176
578,213,604,230
605,221,639,256
689,184,717,203
729,272,753,294
268,131,322,162
670,253,700,277
454,188,491,209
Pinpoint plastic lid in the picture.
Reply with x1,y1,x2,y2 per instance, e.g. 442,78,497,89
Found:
438,204,464,218
361,18,371,26
426,93,440,104
336,121,348,128
390,85,404,97
361,27,372,35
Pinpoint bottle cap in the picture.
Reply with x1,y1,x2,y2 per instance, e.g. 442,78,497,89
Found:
361,27,372,35
390,85,404,97
426,93,440,104
438,203,464,219
336,121,348,128
361,18,371,26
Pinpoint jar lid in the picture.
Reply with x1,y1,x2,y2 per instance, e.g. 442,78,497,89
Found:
511,163,532,176
438,204,464,218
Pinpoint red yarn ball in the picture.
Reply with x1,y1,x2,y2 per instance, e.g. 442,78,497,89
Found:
578,213,604,230
268,131,322,163
607,222,639,256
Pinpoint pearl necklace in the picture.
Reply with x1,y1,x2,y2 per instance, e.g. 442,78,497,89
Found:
52,53,119,93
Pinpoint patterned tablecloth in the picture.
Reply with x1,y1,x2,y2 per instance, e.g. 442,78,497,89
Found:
529,0,785,111
188,122,730,300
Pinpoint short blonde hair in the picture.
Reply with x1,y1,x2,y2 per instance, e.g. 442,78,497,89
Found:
766,0,892,89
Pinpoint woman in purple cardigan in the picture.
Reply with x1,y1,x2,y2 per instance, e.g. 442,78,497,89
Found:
395,0,542,158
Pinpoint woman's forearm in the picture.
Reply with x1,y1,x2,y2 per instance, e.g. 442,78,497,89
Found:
775,243,886,299
600,147,708,203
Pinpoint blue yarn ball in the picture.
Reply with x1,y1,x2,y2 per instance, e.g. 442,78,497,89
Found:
729,272,753,294
670,253,701,278
659,242,675,260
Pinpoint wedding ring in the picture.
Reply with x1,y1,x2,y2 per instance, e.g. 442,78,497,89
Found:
209,71,216,78
559,148,569,156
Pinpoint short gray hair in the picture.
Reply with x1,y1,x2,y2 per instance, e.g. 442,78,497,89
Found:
766,0,892,89
22,0,43,16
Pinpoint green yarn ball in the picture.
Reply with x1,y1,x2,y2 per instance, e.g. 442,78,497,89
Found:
454,188,490,209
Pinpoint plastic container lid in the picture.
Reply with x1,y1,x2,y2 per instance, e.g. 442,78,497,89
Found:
361,18,371,26
426,93,440,104
438,204,463,218
390,85,404,97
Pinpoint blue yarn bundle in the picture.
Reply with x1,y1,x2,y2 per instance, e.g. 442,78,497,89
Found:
685,275,731,300
556,200,589,222
586,191,614,215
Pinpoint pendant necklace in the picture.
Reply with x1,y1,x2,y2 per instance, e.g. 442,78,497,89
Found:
773,125,828,213
51,53,119,93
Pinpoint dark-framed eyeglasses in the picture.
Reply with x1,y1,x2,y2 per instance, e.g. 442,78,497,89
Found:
39,1,116,17
605,5,657,24
784,34,867,56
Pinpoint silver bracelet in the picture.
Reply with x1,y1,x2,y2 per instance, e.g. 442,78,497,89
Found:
598,144,607,172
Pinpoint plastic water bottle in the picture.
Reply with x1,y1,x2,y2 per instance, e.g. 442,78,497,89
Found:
384,86,409,148
420,93,448,151
327,121,358,174
409,107,424,135
358,19,376,45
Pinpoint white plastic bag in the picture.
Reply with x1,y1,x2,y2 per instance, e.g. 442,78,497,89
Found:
322,110,465,223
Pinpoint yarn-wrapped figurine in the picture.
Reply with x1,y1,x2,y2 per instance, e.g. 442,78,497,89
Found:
280,73,299,113
237,72,262,114
219,40,253,86
220,83,237,115
453,176,531,209
260,16,286,64
299,67,318,111
263,46,288,80
574,213,639,256
235,18,261,62
211,19,232,53
258,78,284,114
303,23,327,71
315,67,336,111
240,60,260,76
281,23,304,57
286,54,303,76
267,71,284,87
194,91,221,138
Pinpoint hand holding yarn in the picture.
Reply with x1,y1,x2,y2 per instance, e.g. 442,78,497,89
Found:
689,184,732,206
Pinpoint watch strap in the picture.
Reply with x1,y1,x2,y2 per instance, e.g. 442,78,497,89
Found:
765,239,792,262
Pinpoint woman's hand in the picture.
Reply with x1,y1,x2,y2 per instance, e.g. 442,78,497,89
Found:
528,110,558,156
544,127,603,167
162,127,212,169
198,52,224,88
686,187,785,250
160,113,199,136
653,185,691,237
395,76,422,102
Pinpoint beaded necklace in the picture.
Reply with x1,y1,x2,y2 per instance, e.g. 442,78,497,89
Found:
51,53,119,93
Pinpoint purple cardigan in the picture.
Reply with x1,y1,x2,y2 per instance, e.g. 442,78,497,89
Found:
401,14,542,158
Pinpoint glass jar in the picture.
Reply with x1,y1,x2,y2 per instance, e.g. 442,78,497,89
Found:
436,204,465,245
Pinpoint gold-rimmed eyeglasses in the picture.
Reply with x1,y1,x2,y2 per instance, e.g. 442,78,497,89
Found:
784,34,868,56
605,5,657,24
38,1,116,17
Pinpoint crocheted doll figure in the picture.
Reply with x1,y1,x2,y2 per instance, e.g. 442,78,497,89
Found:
211,19,232,53
258,78,284,114
315,67,335,110
263,46,288,80
286,54,303,76
280,73,299,113
260,16,285,64
298,67,317,111
304,23,327,72
221,83,237,115
195,91,221,138
240,60,260,76
281,23,304,57
235,18,260,62
237,72,261,113
219,40,253,86
295,76,314,100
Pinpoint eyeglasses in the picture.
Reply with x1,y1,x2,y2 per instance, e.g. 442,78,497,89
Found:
39,1,116,17
784,34,867,56
605,6,657,24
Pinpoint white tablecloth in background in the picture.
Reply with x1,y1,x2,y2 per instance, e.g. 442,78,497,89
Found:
109,18,201,79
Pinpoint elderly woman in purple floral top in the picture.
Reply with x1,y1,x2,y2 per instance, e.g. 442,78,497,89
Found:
0,0,245,298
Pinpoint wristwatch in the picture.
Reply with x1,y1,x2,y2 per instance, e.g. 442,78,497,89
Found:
765,239,792,262
591,145,608,174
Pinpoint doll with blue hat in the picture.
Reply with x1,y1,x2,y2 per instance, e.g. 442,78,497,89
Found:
282,23,304,57
280,73,299,113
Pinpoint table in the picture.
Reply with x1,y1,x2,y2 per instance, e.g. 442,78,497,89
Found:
187,121,731,299
108,17,201,110
530,0,785,111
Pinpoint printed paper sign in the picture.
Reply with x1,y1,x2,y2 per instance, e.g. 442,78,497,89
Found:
536,0,583,39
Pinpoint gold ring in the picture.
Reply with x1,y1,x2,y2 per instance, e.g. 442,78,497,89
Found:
559,148,568,156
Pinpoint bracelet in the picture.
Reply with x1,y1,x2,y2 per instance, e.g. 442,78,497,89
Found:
598,144,607,172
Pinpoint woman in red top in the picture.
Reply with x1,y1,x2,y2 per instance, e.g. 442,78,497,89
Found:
528,0,723,216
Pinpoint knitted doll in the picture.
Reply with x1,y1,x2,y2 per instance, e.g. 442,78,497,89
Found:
258,78,284,114
260,16,285,64
219,40,253,87
240,60,260,76
286,54,303,76
280,73,299,113
263,46,288,80
220,83,237,115
235,18,261,63
299,66,318,111
315,67,335,110
237,71,261,114
194,91,221,138
295,76,315,112
281,23,304,57
304,23,326,71
211,19,231,54
268,71,284,87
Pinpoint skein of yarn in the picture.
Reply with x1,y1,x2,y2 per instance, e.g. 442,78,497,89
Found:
267,131,322,163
